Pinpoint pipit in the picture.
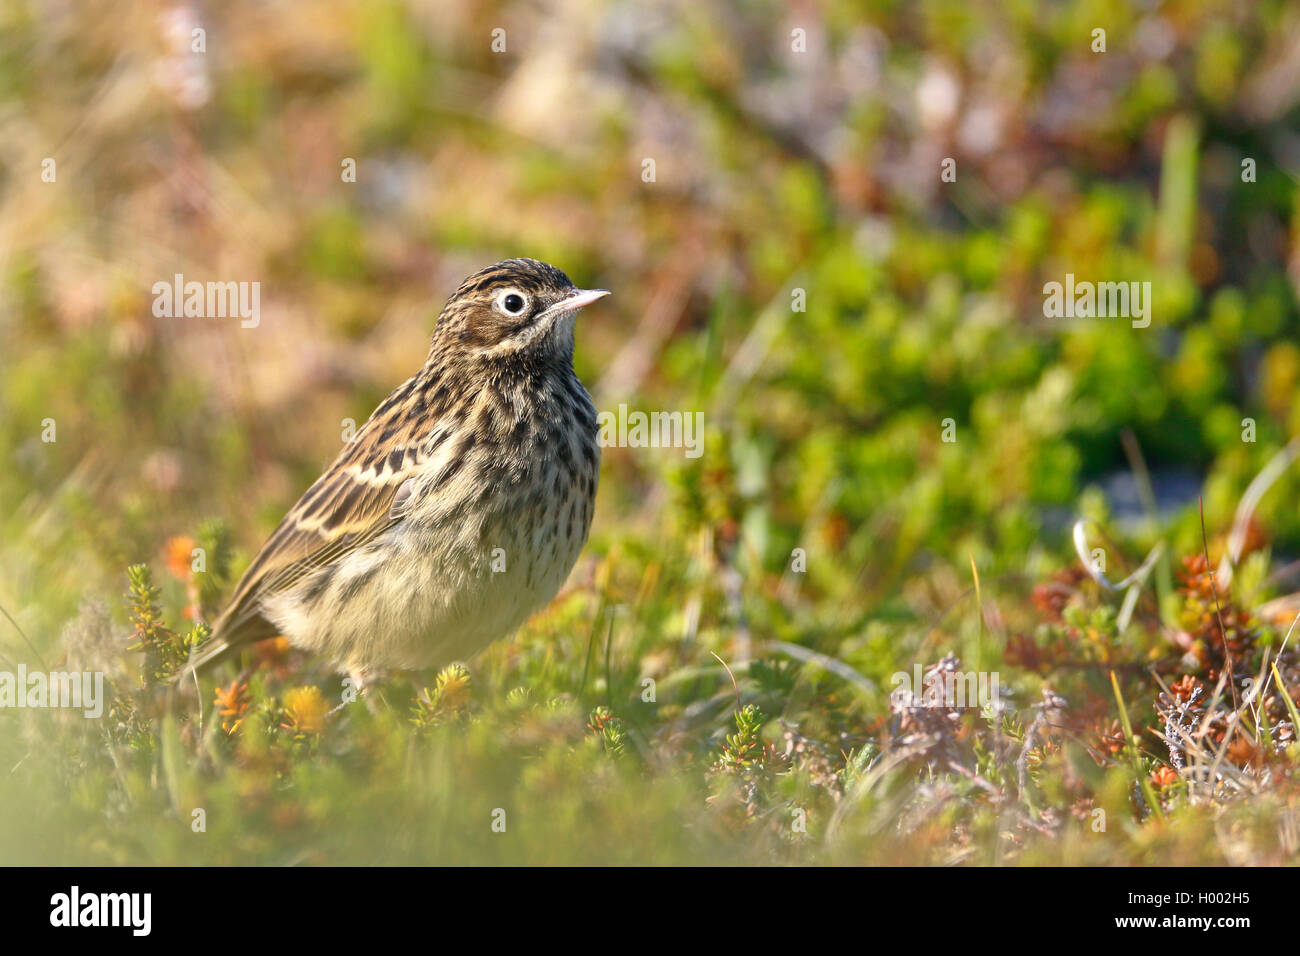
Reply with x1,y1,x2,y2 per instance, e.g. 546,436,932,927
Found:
182,258,606,690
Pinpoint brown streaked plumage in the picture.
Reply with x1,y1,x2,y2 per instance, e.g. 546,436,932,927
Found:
182,258,606,685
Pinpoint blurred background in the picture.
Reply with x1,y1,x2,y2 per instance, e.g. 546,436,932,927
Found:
2,0,1300,864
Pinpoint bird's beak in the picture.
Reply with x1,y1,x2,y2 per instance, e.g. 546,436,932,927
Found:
551,288,610,315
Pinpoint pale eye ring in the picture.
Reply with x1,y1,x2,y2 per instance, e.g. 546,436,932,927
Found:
497,289,529,316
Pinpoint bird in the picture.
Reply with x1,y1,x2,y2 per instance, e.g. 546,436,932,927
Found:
180,258,607,693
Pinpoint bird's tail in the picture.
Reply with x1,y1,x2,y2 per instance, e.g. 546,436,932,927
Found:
175,634,239,683
173,607,276,685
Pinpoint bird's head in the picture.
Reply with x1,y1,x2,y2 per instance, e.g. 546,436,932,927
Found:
432,258,608,362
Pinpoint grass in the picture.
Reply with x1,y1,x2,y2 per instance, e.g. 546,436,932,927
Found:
2,487,1299,865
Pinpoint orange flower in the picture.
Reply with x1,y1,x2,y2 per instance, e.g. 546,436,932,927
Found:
431,664,471,714
164,535,197,581
1170,674,1202,703
281,686,329,736
1150,766,1178,787
252,636,292,671
1226,736,1261,767
214,679,250,735
1096,719,1125,757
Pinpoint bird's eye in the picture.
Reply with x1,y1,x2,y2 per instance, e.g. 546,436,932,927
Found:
498,290,528,316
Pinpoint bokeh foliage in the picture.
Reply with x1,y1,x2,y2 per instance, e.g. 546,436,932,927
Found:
2,0,1300,864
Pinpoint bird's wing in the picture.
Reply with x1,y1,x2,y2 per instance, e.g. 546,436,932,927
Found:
204,378,433,657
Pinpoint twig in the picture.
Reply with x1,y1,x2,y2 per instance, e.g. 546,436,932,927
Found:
709,650,741,713
1221,435,1300,586
1072,520,1163,591
763,639,878,699
0,600,48,671
1200,497,1240,715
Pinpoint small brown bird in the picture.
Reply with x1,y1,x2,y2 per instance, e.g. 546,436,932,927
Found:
183,259,606,690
